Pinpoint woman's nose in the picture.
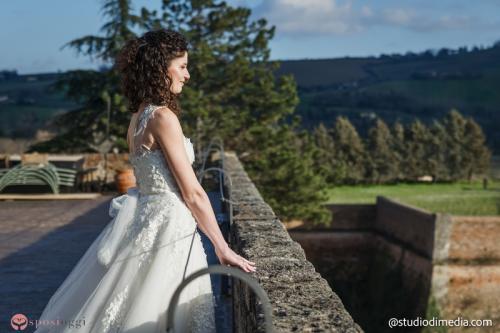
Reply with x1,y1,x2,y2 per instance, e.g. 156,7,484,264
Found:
184,71,190,81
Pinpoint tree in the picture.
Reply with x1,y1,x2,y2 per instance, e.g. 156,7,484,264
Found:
32,0,329,224
365,118,398,184
242,122,331,225
330,116,365,184
425,120,448,182
146,0,298,156
442,109,468,180
463,117,491,181
311,123,341,184
149,1,330,223
405,120,428,181
29,0,140,153
390,121,406,182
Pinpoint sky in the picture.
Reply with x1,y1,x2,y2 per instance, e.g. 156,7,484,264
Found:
1,0,499,74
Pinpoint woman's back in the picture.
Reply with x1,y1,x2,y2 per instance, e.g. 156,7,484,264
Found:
127,104,195,197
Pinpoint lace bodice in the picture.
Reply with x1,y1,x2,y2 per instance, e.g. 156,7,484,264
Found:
129,104,195,196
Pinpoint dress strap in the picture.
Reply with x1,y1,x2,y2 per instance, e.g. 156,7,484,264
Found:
134,104,162,137
130,104,163,154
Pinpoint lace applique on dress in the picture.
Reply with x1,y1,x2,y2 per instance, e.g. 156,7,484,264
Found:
134,104,158,137
102,286,130,331
128,104,195,197
127,195,176,267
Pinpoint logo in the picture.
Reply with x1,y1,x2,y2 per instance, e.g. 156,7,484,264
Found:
11,313,28,331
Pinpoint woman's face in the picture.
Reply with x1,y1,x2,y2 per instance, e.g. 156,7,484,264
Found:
167,52,190,94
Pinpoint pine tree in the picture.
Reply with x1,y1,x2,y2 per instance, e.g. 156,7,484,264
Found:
463,117,491,181
148,1,329,224
311,123,340,184
29,0,141,153
442,109,468,180
390,121,406,182
147,0,298,156
330,116,365,184
425,120,448,182
30,0,329,224
405,120,428,181
365,118,398,184
242,122,331,225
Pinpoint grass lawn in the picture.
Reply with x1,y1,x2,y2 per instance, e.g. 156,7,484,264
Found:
325,180,500,216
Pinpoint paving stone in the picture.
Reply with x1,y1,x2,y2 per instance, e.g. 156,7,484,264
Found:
0,196,113,329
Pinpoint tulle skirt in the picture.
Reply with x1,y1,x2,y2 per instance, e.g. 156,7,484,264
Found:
34,188,215,333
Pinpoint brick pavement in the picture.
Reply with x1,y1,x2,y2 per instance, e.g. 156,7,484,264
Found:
0,196,114,332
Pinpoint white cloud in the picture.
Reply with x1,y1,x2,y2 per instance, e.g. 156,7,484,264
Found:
383,8,415,25
377,7,476,32
251,0,496,36
253,0,361,35
360,5,373,18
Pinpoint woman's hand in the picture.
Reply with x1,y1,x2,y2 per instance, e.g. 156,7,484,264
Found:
215,246,257,273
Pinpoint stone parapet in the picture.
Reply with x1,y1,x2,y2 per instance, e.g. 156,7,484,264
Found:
223,152,363,332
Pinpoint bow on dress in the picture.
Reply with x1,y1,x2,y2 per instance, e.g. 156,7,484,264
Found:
97,187,139,267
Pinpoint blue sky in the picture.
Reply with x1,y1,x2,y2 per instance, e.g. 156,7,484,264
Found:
1,0,499,74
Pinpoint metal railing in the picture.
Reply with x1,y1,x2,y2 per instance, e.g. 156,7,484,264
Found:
167,137,274,332
166,265,274,333
197,137,225,178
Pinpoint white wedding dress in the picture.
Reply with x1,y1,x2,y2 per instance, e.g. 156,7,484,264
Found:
35,104,216,332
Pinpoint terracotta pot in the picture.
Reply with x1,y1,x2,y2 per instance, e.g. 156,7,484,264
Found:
115,168,136,194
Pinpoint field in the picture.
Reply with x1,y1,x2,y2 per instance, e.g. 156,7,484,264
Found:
326,180,500,216
278,45,500,153
361,77,500,111
0,74,78,137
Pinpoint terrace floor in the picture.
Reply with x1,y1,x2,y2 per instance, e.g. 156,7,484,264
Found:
0,195,113,331
0,195,233,332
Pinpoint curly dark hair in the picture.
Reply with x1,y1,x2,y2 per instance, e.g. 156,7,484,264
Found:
116,29,189,115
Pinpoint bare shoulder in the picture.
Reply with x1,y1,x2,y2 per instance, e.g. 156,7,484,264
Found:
150,106,181,133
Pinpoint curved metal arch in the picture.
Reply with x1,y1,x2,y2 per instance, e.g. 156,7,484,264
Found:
0,164,23,192
166,265,274,333
24,164,60,194
197,167,234,227
39,164,61,194
197,167,233,189
0,163,60,194
199,137,225,173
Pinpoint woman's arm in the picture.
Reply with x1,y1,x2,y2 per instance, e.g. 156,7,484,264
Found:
149,107,256,272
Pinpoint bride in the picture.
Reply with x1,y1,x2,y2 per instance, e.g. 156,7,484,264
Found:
34,29,256,333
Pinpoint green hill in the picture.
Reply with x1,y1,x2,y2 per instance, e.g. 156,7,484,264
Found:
275,45,500,153
1,44,499,153
0,72,79,138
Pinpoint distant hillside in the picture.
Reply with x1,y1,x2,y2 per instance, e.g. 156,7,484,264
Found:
1,44,499,153
275,44,500,153
0,72,79,138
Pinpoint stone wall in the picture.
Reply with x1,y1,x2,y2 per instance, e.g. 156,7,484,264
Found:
223,152,363,332
431,215,500,332
288,197,500,333
80,153,133,186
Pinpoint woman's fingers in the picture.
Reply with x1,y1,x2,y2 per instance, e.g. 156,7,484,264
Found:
242,264,254,273
243,257,256,270
235,256,253,273
218,249,257,272
242,258,256,272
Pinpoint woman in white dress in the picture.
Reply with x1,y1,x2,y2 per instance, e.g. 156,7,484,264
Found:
34,29,256,333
